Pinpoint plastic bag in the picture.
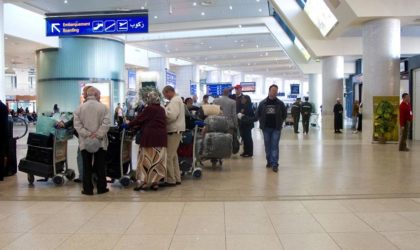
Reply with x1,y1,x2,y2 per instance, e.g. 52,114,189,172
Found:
205,116,229,133
202,132,232,159
36,116,57,136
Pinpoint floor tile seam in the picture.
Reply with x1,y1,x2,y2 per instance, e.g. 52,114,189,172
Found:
355,211,420,231
167,203,186,250
263,201,286,250
0,232,26,250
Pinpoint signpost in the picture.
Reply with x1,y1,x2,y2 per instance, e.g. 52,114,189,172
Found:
46,10,148,36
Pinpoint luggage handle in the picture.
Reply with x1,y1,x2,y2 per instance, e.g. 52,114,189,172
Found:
13,117,29,140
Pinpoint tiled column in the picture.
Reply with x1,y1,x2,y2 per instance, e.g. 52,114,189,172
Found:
308,74,322,114
322,56,344,129
362,18,400,141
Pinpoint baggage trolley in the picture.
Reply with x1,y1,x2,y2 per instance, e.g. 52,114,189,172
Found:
105,128,136,187
178,128,203,178
310,113,320,128
193,121,230,169
18,129,75,186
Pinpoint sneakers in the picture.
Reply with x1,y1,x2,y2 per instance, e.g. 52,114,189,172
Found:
272,166,278,173
266,163,271,168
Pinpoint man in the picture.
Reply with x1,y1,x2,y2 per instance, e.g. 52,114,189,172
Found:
0,100,9,181
230,85,251,113
163,86,185,186
257,84,287,173
74,87,111,195
399,93,413,152
214,88,238,129
202,95,209,105
291,98,302,134
333,98,344,134
301,97,313,135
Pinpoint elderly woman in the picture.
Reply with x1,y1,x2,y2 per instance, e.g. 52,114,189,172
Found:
128,91,167,191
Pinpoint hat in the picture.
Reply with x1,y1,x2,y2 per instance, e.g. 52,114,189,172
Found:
234,84,242,89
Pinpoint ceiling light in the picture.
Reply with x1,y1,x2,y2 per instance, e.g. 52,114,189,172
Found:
193,2,197,6
154,15,158,19
64,0,68,3
238,24,242,28
201,12,205,16
208,46,212,49
240,44,244,47
229,5,233,10
234,40,238,43
265,52,269,56
256,45,259,48
141,6,145,9
258,8,262,12
256,0,260,2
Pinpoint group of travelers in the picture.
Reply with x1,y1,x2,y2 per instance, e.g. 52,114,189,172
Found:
290,97,314,135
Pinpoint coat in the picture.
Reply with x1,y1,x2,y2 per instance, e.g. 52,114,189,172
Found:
165,95,186,133
213,96,238,128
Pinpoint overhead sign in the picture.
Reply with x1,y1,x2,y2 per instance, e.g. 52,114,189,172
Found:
290,84,300,95
240,82,256,92
165,69,176,88
46,10,148,36
206,83,232,97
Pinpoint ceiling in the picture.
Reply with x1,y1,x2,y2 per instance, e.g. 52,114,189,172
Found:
4,35,47,69
6,0,305,79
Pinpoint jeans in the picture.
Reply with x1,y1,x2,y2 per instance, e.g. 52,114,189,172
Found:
77,147,83,180
263,128,281,168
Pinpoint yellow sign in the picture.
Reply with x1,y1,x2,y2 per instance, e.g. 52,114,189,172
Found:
372,96,399,143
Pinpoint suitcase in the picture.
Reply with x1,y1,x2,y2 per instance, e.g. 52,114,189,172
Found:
202,132,232,159
27,133,53,147
26,146,53,164
205,116,229,133
18,158,64,177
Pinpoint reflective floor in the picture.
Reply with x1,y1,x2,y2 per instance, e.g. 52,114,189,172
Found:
0,124,419,249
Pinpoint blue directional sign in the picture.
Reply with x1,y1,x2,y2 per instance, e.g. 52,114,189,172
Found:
207,83,232,97
46,12,148,36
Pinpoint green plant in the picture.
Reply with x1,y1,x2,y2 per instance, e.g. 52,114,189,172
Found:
373,100,398,141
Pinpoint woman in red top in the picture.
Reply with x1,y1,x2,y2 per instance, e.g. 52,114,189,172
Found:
128,91,167,191
399,93,413,152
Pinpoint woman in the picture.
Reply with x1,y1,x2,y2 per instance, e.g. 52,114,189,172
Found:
128,91,167,191
238,95,255,157
53,104,60,114
352,100,360,134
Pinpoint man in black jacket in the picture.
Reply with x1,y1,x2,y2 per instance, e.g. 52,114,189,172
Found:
301,97,313,135
0,100,9,181
257,85,287,173
333,98,344,133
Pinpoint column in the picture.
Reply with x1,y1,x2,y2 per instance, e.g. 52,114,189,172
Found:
322,56,344,129
149,57,169,91
0,0,5,102
362,18,400,140
308,74,322,114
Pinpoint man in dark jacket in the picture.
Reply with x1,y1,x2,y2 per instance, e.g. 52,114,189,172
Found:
0,100,9,181
257,85,287,173
291,98,302,134
333,98,344,134
301,97,313,135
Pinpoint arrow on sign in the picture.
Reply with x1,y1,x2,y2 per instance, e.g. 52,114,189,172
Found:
51,23,61,33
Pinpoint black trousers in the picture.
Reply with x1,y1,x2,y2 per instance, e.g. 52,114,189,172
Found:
292,115,300,133
0,154,5,181
82,149,107,193
302,115,311,133
240,126,254,156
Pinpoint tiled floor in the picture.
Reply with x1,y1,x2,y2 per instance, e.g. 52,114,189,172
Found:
0,199,420,249
1,125,420,249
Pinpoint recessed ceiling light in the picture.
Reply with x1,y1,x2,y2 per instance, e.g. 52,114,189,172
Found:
64,0,68,3
209,46,212,49
234,40,238,43
238,24,242,28
265,52,269,56
200,42,204,45
201,12,205,16
256,45,259,48
154,15,158,19
240,44,244,47
141,6,145,9
229,5,233,10
256,0,260,2
193,2,197,6
258,8,262,12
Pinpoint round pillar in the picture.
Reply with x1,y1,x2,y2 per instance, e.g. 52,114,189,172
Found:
308,74,322,114
36,36,125,113
362,18,400,140
322,56,344,129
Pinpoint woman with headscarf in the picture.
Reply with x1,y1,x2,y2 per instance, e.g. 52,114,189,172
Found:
127,91,167,191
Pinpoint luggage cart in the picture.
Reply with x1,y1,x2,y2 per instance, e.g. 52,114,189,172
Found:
310,113,320,128
18,129,75,186
179,127,203,178
105,128,136,187
193,119,232,169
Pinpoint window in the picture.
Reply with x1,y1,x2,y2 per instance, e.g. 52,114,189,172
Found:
304,0,338,37
6,76,17,89
28,75,36,89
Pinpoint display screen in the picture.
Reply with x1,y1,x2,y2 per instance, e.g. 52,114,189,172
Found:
207,83,232,97
304,0,337,37
240,82,256,92
166,69,176,88
290,84,300,95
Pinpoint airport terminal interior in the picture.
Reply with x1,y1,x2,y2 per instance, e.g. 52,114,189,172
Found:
2,0,420,249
